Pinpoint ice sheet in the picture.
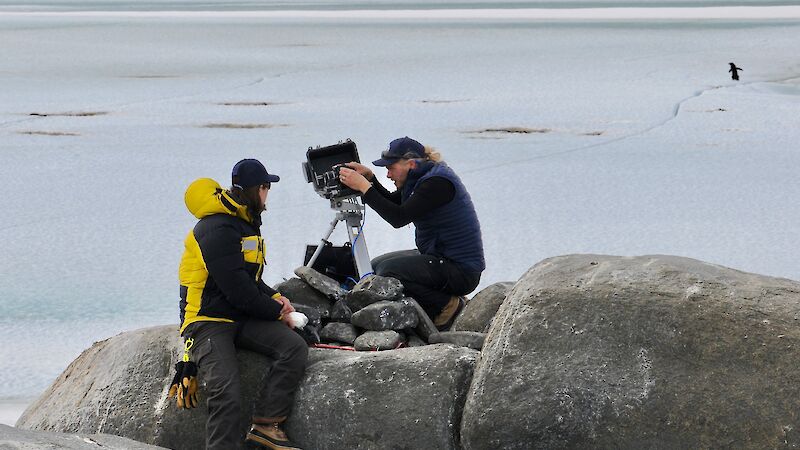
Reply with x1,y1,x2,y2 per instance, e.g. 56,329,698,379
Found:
1,12,798,401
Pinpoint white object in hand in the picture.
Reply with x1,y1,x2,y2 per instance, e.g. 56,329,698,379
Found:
288,311,308,329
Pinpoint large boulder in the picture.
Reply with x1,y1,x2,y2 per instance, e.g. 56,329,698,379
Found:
17,325,477,449
451,281,514,333
286,345,478,450
16,326,189,447
429,331,486,350
0,424,167,449
462,254,800,449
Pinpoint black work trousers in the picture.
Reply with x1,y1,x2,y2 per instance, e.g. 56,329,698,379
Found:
185,319,308,450
371,249,481,319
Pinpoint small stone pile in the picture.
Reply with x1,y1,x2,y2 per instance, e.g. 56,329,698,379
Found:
279,267,485,350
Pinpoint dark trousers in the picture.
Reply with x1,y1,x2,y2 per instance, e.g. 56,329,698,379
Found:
372,249,481,318
185,320,308,450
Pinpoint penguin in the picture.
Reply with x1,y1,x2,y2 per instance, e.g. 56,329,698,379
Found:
729,62,742,81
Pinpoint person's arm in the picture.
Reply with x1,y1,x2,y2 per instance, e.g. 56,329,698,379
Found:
363,177,455,228
368,177,401,204
197,225,282,320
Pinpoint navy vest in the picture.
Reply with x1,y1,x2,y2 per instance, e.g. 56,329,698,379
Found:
402,162,485,273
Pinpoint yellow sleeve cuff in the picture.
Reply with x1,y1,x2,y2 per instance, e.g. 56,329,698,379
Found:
271,293,282,300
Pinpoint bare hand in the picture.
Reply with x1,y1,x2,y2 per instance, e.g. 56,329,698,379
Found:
279,296,295,316
339,167,372,193
345,162,374,180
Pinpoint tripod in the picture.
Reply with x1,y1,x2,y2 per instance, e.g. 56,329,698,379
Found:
306,196,373,278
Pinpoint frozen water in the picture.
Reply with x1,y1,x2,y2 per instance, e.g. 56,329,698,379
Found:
0,5,798,407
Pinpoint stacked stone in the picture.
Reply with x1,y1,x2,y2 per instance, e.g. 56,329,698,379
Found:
280,267,441,351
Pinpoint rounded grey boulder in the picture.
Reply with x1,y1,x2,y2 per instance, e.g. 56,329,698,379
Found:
353,330,404,351
287,345,478,450
451,281,514,333
294,266,346,301
320,322,358,345
429,331,486,350
0,424,167,449
344,274,404,311
461,254,800,449
16,325,476,449
350,299,419,331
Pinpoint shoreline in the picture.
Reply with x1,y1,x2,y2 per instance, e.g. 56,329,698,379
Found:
0,399,33,427
1,6,800,20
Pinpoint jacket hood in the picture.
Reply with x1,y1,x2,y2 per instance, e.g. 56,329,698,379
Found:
184,178,252,222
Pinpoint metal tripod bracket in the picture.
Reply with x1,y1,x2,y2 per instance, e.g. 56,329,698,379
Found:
306,196,373,278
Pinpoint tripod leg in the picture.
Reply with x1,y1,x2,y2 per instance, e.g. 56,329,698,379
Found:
306,218,339,269
345,214,373,278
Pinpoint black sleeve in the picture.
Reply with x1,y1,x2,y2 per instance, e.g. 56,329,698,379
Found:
362,177,455,228
258,281,280,298
197,225,282,320
368,176,401,204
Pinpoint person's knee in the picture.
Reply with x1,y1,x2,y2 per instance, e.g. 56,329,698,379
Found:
283,333,309,367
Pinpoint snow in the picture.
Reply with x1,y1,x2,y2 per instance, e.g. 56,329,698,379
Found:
0,7,798,402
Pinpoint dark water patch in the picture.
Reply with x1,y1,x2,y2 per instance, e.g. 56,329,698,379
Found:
18,130,80,136
581,130,604,136
119,75,179,79
216,101,290,107
28,111,108,117
201,123,290,129
420,99,470,104
467,127,552,134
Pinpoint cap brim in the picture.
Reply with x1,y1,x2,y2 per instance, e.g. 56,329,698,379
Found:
266,174,280,183
372,158,400,167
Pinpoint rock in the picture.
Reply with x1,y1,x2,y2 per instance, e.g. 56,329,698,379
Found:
328,299,352,323
451,281,514,333
17,325,476,450
286,345,478,450
294,266,346,301
353,330,404,351
274,278,332,319
462,254,800,450
429,331,486,350
405,297,439,342
344,274,404,311
350,299,419,331
319,322,358,345
405,330,427,348
0,424,167,449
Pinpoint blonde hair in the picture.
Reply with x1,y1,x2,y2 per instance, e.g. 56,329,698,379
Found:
423,145,442,162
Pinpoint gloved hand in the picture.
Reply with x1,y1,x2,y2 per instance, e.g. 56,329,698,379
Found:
168,360,199,409
168,337,199,409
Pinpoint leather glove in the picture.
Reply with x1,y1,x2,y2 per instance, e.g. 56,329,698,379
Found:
168,338,199,409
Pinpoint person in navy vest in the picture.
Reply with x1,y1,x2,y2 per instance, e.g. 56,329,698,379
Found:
338,136,485,330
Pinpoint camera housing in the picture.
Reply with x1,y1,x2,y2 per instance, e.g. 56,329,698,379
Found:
303,139,361,200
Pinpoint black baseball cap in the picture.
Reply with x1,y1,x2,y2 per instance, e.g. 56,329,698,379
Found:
372,136,425,167
231,159,280,188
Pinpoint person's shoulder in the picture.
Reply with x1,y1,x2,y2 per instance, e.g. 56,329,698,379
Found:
194,214,242,239
421,175,455,189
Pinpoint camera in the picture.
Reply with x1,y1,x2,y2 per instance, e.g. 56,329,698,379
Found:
303,139,361,200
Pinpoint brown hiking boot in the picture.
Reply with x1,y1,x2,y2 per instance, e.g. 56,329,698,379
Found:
434,296,465,331
246,417,302,450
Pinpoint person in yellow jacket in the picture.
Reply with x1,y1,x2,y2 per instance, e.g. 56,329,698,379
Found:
179,159,307,450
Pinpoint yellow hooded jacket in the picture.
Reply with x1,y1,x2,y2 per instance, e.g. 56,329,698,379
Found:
178,178,282,335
